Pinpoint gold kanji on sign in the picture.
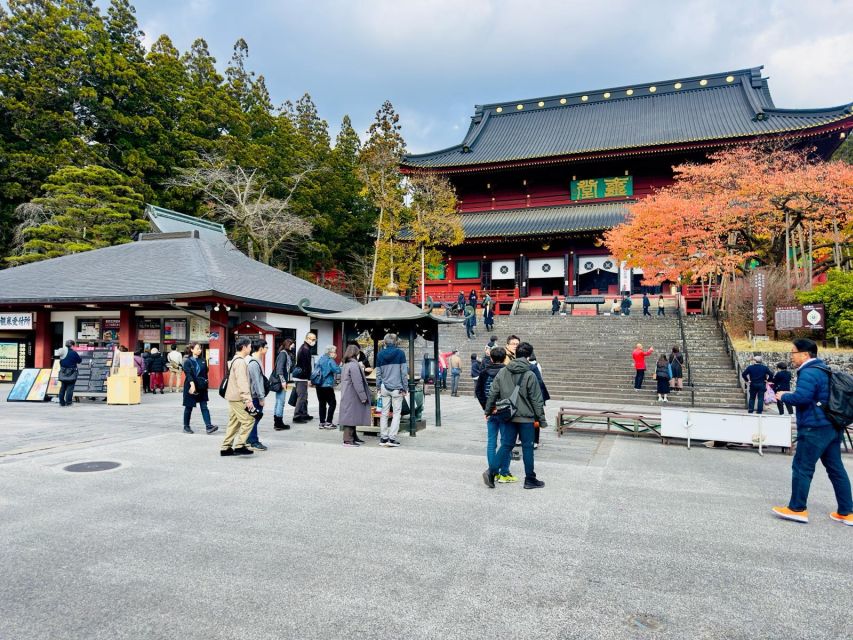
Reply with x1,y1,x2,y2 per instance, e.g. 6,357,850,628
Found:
575,179,598,200
603,177,631,197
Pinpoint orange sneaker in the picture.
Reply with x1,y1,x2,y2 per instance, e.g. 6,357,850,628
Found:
829,512,853,526
771,506,809,523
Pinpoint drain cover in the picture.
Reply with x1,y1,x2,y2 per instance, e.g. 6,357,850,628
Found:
63,461,122,473
628,614,664,631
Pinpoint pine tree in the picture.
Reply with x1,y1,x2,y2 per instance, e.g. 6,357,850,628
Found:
8,165,147,265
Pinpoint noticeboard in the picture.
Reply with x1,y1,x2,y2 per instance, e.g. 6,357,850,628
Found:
74,346,114,395
773,304,826,331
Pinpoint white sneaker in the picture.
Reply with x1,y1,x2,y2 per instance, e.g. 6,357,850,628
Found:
663,396,669,402
386,439,401,447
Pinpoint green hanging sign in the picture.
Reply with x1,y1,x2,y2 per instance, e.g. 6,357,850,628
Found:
570,176,633,201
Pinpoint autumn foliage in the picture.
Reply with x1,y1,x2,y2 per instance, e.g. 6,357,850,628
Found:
605,146,853,287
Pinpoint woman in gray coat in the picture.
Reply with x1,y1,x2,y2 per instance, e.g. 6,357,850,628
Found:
338,345,372,447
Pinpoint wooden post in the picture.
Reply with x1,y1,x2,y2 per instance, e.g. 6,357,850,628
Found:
408,325,416,437
433,335,441,427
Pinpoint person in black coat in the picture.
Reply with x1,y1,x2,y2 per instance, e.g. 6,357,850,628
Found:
141,349,152,393
742,355,772,414
551,296,560,315
182,342,218,434
642,293,651,316
468,289,478,309
771,362,794,415
147,347,167,393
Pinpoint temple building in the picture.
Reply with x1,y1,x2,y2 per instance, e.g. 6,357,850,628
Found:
401,66,853,312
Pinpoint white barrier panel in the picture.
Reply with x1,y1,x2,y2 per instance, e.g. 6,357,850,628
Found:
661,407,792,455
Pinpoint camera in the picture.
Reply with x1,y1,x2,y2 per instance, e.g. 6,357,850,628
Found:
245,405,261,417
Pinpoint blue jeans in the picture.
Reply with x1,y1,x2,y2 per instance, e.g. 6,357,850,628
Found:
790,426,853,514
486,416,510,476
59,381,75,406
274,388,286,418
450,369,460,395
247,398,264,445
183,402,212,428
498,422,535,479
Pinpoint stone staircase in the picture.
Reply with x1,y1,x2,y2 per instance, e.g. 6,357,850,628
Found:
410,313,746,409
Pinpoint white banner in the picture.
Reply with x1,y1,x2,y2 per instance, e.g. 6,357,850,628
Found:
578,256,618,274
619,261,632,292
491,260,515,280
528,258,565,278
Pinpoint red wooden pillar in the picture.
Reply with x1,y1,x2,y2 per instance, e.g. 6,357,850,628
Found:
207,307,229,388
333,321,343,357
33,310,52,368
119,308,134,352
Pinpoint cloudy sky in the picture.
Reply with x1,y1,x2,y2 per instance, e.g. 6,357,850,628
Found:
131,0,853,153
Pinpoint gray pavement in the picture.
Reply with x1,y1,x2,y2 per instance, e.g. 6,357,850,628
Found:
1,388,851,639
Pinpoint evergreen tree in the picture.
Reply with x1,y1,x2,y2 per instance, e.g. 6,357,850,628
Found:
359,100,407,297
8,165,147,265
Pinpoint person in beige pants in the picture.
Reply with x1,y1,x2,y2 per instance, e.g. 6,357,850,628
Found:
221,337,256,456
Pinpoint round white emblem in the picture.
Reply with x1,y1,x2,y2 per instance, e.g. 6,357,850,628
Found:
806,309,821,325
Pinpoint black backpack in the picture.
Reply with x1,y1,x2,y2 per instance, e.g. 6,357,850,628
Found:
250,358,271,397
814,366,853,431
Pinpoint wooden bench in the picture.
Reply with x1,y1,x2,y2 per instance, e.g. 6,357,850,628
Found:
556,406,662,439
561,296,606,315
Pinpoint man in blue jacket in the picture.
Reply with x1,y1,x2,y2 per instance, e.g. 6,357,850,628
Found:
375,333,408,447
772,339,852,526
741,355,772,414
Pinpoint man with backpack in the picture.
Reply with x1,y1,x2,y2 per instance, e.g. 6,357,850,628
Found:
772,339,852,526
483,342,547,490
246,339,270,451
476,347,514,484
292,332,316,423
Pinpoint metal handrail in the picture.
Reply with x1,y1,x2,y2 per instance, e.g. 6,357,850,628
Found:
712,302,749,409
674,302,696,407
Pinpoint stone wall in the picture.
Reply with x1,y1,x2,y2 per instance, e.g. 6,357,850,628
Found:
734,349,853,374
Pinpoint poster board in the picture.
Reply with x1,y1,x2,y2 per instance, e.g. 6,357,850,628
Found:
137,318,161,343
7,368,40,401
74,346,114,395
25,368,52,401
189,317,210,342
47,360,62,396
0,340,28,382
102,318,121,342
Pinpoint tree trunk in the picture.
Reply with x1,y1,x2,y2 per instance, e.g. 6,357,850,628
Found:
420,244,426,310
368,205,384,300
785,212,791,286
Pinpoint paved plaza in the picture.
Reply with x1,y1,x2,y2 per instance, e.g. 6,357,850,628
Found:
1,389,851,640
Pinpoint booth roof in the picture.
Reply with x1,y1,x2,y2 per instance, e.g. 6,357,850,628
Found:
0,233,359,313
307,296,460,323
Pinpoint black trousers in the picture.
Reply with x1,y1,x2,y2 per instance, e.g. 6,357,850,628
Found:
634,369,645,389
316,386,336,424
777,400,794,415
748,386,765,413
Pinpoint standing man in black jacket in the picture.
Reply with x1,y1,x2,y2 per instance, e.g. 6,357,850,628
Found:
742,355,772,414
292,332,316,423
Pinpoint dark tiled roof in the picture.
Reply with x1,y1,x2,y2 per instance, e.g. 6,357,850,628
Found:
444,202,630,239
0,235,358,312
402,67,853,170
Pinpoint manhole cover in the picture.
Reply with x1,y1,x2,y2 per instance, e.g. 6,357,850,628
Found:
63,461,122,473
628,614,664,631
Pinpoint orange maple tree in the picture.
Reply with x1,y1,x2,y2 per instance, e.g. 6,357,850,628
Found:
605,146,853,294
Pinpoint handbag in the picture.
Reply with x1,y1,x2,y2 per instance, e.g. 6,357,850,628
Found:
58,367,78,383
287,386,298,407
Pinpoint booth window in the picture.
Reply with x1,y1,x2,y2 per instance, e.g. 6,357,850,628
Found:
455,261,480,280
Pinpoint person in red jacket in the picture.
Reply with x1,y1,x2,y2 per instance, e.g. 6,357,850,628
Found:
632,343,654,390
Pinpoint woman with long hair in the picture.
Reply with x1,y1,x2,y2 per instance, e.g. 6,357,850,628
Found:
182,342,218,434
338,345,371,447
668,346,684,392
